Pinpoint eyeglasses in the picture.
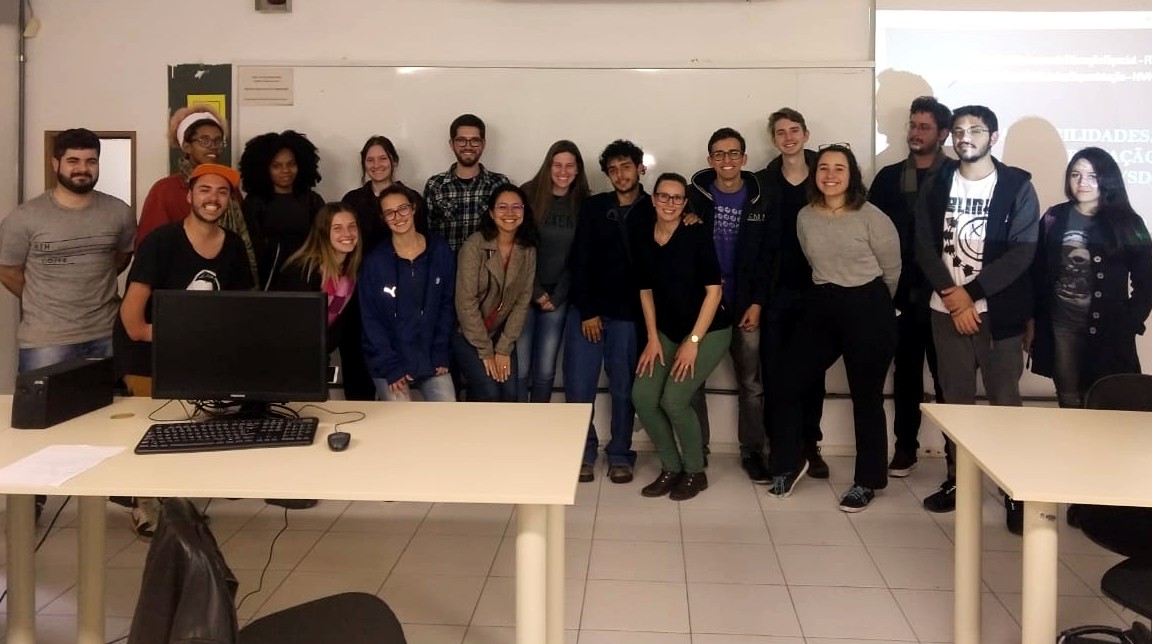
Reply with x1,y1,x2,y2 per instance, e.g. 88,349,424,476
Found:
817,142,851,151
951,127,989,139
709,149,744,161
453,137,484,148
494,203,525,214
190,136,227,149
654,193,687,205
382,203,414,220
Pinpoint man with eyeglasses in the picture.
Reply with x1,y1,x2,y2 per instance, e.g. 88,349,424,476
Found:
686,127,773,483
867,96,951,480
913,105,1040,532
423,113,510,252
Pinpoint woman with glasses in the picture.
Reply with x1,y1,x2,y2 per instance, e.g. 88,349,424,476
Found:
453,184,538,402
1027,147,1152,408
359,185,457,402
517,140,591,402
765,144,901,512
632,173,732,501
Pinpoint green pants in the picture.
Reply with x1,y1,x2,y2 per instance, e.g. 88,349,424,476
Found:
632,327,731,474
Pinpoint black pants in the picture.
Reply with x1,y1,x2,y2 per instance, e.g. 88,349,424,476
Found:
337,294,377,401
768,280,897,490
761,287,825,450
891,295,943,455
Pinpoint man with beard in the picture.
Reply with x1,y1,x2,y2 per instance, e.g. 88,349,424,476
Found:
913,105,1039,532
423,114,510,251
867,96,951,479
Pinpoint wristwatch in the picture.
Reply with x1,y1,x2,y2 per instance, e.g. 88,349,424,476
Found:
689,334,700,344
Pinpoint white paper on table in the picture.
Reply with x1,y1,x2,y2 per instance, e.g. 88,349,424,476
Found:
0,445,125,487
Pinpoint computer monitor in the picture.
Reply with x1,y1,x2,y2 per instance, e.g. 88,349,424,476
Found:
151,290,329,407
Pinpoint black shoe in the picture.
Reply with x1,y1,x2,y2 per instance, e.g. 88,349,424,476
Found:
1005,496,1023,535
607,464,633,484
641,471,682,497
767,460,810,499
579,463,595,483
887,451,918,478
741,455,771,485
838,485,875,513
669,472,709,501
922,479,956,513
265,498,319,510
805,445,829,479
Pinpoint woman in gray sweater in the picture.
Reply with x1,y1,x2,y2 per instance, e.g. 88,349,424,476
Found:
766,144,901,512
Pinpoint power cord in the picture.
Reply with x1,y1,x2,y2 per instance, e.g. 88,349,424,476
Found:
0,495,72,605
234,505,290,613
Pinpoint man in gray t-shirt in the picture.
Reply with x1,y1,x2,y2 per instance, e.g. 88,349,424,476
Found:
0,128,136,374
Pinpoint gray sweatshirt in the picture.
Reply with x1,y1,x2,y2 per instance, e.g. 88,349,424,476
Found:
797,201,901,298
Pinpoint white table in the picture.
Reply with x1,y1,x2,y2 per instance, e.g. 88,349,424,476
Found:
921,403,1152,644
0,397,589,644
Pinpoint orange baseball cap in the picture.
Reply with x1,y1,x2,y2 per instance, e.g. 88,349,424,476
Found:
188,163,240,190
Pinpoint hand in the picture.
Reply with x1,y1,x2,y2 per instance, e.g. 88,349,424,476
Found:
536,293,556,312
941,286,974,314
636,339,665,377
388,376,411,395
738,304,762,332
682,213,702,226
434,366,449,376
951,306,981,336
493,353,512,382
1022,319,1035,354
581,316,603,343
671,340,699,382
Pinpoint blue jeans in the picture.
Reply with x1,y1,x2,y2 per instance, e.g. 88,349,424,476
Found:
374,373,457,402
451,332,519,402
563,307,638,466
19,337,113,373
516,302,569,402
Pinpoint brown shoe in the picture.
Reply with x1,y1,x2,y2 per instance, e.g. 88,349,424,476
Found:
579,463,595,483
641,470,682,497
669,471,709,501
607,464,634,484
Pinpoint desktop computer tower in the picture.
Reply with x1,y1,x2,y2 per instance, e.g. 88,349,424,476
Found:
12,357,114,429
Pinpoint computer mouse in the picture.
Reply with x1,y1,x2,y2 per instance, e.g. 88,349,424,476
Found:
327,431,351,452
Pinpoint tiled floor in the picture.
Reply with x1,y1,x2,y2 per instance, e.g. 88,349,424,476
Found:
0,453,1137,643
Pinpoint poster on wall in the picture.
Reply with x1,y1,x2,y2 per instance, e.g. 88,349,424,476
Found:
167,64,233,174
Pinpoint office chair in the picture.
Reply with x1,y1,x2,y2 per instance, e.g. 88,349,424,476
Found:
128,498,406,644
1056,374,1152,644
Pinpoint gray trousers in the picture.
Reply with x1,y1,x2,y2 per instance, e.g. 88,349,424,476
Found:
688,326,765,459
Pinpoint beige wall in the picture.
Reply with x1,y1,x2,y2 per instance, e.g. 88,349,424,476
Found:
0,0,19,392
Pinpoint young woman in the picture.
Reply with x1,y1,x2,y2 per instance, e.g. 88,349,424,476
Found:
1028,147,1152,407
342,135,407,253
360,185,457,402
453,184,538,402
517,140,591,402
239,130,325,290
766,145,901,512
632,173,732,502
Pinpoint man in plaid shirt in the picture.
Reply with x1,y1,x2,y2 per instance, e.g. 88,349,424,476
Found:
423,114,510,251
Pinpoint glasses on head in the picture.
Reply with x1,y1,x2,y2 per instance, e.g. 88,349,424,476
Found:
817,142,851,151
494,203,525,214
951,127,989,139
1069,172,1098,186
382,203,414,220
191,136,227,149
654,193,687,206
453,137,484,148
709,149,744,161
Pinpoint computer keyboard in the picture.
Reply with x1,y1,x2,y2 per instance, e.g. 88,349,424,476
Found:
134,416,320,454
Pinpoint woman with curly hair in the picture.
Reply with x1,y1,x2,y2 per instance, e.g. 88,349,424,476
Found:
137,105,258,282
239,130,325,290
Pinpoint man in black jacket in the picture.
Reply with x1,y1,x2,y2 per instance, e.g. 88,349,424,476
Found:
914,105,1039,532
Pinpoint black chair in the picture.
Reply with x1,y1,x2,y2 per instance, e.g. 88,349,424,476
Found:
1057,374,1152,644
128,498,406,644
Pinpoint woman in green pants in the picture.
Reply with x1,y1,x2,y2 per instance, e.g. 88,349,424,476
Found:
632,172,733,501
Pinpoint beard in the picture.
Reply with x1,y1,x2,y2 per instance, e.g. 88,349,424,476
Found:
56,170,96,194
956,142,992,163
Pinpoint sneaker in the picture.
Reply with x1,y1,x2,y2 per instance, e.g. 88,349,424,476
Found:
579,463,595,483
741,455,771,485
887,451,918,478
922,479,956,513
1005,496,1023,536
767,460,810,499
838,485,875,512
265,498,319,510
805,445,829,479
641,471,682,498
607,464,633,484
669,472,708,501
132,497,161,540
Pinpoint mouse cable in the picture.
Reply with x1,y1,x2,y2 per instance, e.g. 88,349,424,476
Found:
294,404,366,433
234,505,290,614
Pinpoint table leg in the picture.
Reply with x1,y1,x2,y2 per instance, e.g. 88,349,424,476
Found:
1021,500,1058,644
6,494,37,644
77,496,106,644
954,445,983,644
516,504,547,644
546,504,565,644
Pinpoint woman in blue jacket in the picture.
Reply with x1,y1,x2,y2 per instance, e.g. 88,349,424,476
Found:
359,185,457,401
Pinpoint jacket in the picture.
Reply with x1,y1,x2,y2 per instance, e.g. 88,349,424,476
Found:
914,157,1040,339
867,157,940,311
753,149,817,295
242,190,325,290
272,262,354,354
358,234,457,384
687,169,775,315
455,231,536,359
1029,202,1152,384
567,190,651,322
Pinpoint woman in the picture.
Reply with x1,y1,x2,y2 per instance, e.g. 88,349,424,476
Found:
632,173,732,502
1028,147,1152,408
342,135,406,253
360,185,457,401
453,184,538,402
239,130,325,290
517,140,590,402
766,145,900,513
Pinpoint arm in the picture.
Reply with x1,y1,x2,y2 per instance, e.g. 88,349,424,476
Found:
495,246,537,355
0,210,30,297
357,263,408,385
1125,218,1152,334
119,282,154,342
635,288,663,377
913,176,956,292
868,209,903,299
672,283,724,383
0,265,24,298
454,238,496,358
964,181,1040,302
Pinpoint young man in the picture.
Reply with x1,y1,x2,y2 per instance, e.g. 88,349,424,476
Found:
753,108,829,480
914,105,1039,532
423,114,510,252
867,96,951,477
687,128,773,483
565,140,652,484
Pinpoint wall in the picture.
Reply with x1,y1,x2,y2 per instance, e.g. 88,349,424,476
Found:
0,0,19,393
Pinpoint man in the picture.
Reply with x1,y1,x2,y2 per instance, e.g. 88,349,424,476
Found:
753,108,829,480
867,96,951,478
687,128,773,483
423,114,510,252
0,127,135,520
913,105,1039,533
566,140,652,484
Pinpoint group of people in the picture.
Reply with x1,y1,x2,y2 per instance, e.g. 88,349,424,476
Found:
2,99,1149,523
